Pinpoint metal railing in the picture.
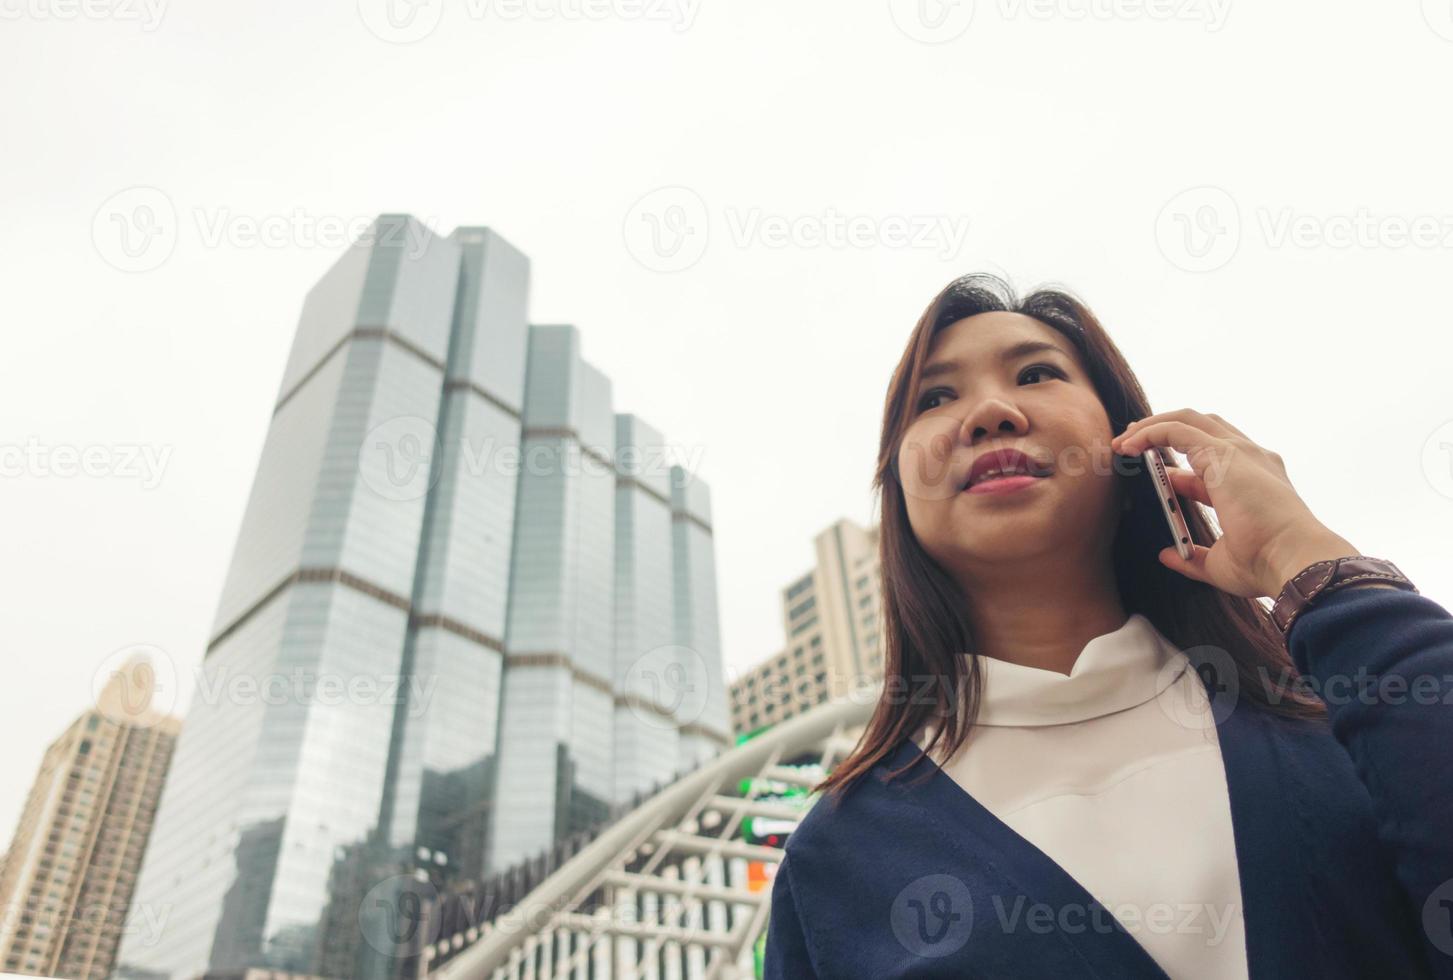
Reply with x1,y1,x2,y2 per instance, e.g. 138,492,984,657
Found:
430,692,874,979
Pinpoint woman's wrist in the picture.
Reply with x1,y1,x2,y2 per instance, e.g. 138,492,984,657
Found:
1260,526,1363,597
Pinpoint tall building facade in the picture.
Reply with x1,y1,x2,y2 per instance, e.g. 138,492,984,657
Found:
113,216,729,980
730,517,883,734
0,655,182,979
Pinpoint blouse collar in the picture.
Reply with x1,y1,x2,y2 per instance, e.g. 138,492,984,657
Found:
964,612,1187,727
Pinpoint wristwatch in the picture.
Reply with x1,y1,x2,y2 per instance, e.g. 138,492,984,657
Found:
1270,555,1418,648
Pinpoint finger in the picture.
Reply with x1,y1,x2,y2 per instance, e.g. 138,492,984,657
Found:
1164,466,1212,508
1204,412,1253,443
1115,420,1229,477
1119,408,1239,443
1156,542,1213,585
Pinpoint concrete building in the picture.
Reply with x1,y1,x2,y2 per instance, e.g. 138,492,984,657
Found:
0,654,181,979
730,517,883,735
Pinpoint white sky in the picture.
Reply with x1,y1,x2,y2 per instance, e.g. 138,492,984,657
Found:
4,0,1453,845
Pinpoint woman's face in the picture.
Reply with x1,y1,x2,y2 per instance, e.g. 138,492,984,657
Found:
895,311,1121,575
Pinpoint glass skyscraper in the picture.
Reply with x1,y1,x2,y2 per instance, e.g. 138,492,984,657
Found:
113,216,729,979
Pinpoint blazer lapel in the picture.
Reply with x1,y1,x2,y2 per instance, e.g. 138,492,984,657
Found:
875,669,1375,979
886,738,1172,978
1204,687,1313,979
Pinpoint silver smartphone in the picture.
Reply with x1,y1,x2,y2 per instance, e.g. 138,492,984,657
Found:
1142,448,1195,562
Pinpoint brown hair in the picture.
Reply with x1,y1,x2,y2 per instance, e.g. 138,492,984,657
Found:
811,273,1326,805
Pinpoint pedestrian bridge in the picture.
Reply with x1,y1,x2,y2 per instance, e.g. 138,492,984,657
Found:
428,691,874,979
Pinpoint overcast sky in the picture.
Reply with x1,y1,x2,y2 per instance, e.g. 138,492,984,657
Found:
4,0,1453,844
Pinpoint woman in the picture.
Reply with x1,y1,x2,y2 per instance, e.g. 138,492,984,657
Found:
762,274,1451,979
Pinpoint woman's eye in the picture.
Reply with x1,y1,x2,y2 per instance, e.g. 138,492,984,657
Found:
917,388,950,412
915,365,1062,413
1020,363,1062,385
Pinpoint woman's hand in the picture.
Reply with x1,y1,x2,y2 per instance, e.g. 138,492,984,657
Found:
1111,409,1365,598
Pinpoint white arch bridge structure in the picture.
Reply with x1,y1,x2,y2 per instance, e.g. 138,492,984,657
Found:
424,694,874,980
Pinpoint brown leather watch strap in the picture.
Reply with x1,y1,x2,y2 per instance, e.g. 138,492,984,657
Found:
1271,555,1418,645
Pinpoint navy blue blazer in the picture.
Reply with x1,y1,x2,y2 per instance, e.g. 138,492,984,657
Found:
763,586,1453,978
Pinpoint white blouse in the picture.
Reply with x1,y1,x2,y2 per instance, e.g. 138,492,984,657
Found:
911,612,1249,979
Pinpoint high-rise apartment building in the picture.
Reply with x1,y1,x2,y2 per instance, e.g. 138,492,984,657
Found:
113,216,728,980
0,654,181,979
730,517,883,734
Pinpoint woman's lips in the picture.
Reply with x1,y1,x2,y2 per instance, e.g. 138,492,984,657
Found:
964,473,1049,495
